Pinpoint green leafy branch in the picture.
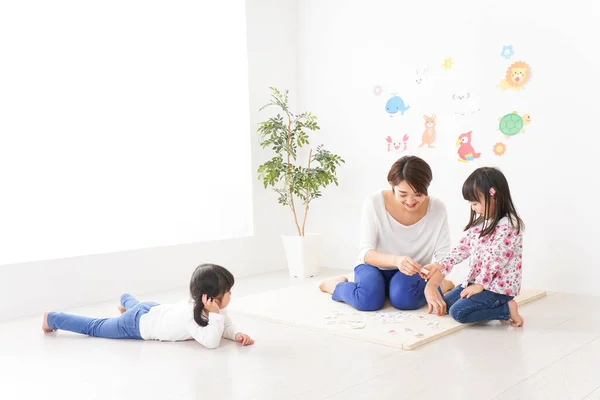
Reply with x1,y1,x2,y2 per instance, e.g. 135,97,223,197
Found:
256,87,345,236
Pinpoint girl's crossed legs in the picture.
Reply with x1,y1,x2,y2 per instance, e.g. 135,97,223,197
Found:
42,293,159,339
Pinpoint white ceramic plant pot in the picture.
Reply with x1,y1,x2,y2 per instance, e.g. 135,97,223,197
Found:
281,233,322,278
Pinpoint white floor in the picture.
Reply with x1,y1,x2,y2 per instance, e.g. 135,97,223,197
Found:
1,268,599,400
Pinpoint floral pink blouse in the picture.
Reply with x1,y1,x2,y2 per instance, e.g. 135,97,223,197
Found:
439,217,523,297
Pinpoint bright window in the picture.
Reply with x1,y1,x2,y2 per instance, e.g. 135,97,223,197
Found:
0,1,253,265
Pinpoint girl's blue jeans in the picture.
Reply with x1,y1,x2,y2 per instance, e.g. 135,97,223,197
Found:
47,294,158,339
332,263,440,311
443,284,514,323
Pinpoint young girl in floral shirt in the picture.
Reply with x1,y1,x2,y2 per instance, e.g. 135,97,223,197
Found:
422,167,525,327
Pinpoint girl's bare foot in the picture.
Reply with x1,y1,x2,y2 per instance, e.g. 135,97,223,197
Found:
441,279,455,294
118,306,126,314
42,312,55,333
508,300,524,327
319,276,348,294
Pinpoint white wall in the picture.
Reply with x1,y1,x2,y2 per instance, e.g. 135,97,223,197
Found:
298,0,600,295
0,0,298,321
0,1,255,266
5,0,597,321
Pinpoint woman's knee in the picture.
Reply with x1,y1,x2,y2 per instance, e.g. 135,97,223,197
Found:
354,263,383,279
354,291,386,311
389,291,423,310
389,274,425,310
352,264,386,311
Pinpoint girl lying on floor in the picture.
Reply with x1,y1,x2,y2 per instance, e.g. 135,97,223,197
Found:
42,263,254,348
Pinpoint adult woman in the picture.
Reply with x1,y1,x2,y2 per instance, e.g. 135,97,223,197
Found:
319,155,454,311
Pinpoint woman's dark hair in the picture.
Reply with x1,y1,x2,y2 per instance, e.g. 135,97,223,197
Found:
462,167,524,237
387,155,433,195
190,263,235,327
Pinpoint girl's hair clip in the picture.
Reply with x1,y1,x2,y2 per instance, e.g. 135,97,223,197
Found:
489,187,496,196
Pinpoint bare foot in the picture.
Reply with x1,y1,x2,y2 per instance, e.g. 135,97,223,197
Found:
508,300,524,327
441,279,455,294
319,276,348,294
42,312,55,333
118,305,126,314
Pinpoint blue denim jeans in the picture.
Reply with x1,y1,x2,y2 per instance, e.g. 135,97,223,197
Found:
47,294,159,339
444,284,514,323
332,263,442,311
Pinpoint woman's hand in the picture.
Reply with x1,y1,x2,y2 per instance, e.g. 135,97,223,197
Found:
395,256,422,276
425,283,447,316
202,294,220,314
460,284,484,299
235,333,255,346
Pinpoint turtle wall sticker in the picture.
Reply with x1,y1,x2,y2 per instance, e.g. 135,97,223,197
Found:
498,111,531,138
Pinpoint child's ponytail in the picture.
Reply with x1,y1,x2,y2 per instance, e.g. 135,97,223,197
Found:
193,301,208,327
189,263,235,327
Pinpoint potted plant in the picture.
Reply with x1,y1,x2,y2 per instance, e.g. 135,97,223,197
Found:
256,87,345,278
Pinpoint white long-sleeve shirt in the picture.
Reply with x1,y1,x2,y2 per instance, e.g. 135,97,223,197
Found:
138,298,239,349
356,191,451,269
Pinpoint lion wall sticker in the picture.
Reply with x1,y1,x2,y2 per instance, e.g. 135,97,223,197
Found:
498,61,531,91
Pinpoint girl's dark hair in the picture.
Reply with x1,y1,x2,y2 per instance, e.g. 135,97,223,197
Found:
462,167,524,237
190,263,235,327
387,155,433,195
